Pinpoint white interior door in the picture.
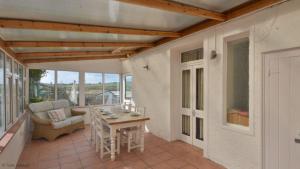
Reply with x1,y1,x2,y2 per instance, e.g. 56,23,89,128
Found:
180,64,205,148
264,49,300,169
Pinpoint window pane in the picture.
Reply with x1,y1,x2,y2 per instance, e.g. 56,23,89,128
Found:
196,68,204,110
29,69,55,103
14,62,18,118
226,37,249,127
182,70,190,108
182,115,190,136
0,52,5,136
18,65,24,115
104,74,120,104
125,75,132,100
57,71,79,106
85,73,102,105
181,48,203,63
196,117,204,141
5,56,12,127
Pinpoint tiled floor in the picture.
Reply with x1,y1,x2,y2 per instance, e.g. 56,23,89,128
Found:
17,126,225,169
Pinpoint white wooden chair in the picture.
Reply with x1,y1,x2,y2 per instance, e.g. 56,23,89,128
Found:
94,112,121,159
121,106,145,152
88,105,96,145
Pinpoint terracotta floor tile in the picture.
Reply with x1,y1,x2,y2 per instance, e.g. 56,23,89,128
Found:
59,154,80,164
80,156,102,167
165,158,187,169
60,161,83,169
18,126,225,169
37,159,60,169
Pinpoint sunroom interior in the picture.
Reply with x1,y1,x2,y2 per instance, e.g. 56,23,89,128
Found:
0,0,299,169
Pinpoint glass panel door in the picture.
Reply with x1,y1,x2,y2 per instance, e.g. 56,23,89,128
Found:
193,67,205,148
180,68,192,144
180,65,205,148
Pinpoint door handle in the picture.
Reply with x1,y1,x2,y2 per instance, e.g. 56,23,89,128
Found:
295,138,300,144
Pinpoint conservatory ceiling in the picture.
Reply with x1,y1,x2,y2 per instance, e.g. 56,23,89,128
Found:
0,0,285,63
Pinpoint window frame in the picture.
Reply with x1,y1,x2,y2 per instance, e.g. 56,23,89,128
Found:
0,52,5,137
222,31,254,135
0,50,26,138
56,70,80,106
103,73,121,105
84,72,103,106
29,69,122,106
123,74,133,101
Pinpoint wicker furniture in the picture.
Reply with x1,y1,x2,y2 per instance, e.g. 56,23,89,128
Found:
29,100,86,141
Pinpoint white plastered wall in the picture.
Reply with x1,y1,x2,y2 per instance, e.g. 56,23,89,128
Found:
122,1,300,169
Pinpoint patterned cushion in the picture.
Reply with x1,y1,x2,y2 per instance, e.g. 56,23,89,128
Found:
48,108,66,122
52,99,72,117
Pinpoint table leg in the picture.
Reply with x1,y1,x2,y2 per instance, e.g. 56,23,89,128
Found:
140,123,145,152
110,127,116,161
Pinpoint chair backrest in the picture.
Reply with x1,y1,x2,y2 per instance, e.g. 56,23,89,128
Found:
135,106,146,115
94,114,107,134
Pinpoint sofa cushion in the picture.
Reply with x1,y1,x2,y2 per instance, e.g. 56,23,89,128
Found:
51,116,83,129
48,108,66,122
35,111,50,120
52,119,72,129
29,101,53,114
69,116,84,124
52,99,72,117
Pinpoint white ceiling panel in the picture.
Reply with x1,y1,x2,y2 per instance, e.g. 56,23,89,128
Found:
173,0,250,12
0,28,159,42
0,0,204,31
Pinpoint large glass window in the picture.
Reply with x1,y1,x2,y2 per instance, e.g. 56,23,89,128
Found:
85,73,103,105
124,75,132,100
18,64,24,116
0,52,5,136
57,71,79,106
226,36,249,127
104,74,120,104
29,69,55,103
5,56,13,128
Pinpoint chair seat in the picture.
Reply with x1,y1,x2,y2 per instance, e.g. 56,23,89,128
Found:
52,116,84,129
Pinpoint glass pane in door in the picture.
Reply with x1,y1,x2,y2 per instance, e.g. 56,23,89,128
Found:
196,68,204,110
182,70,190,108
182,115,190,136
196,117,204,141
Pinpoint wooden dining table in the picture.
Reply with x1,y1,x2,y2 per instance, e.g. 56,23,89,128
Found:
100,111,150,161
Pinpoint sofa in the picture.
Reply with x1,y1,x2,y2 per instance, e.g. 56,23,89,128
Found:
28,99,86,141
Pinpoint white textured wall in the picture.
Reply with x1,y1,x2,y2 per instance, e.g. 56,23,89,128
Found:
122,1,300,169
122,50,171,141
0,117,30,169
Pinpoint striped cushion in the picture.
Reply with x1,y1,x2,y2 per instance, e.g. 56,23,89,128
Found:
48,108,66,122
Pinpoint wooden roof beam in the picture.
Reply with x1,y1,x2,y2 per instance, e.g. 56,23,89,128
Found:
0,37,19,60
0,19,181,37
16,50,135,59
5,41,154,48
23,55,127,63
117,0,226,21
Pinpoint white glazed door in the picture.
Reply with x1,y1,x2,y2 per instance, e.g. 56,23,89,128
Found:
180,64,205,148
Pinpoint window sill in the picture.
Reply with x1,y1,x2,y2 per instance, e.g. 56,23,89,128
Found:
222,123,254,136
0,111,28,153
